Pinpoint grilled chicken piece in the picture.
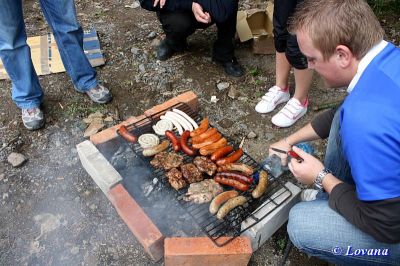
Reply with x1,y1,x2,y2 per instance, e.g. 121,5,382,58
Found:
184,179,223,204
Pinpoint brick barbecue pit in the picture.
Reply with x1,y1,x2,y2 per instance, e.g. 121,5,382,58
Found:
77,91,301,265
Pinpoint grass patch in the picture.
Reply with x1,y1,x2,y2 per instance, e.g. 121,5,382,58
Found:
64,102,107,118
249,68,260,77
368,0,400,16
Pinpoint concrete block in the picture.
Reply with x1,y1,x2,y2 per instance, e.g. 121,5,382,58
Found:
241,182,301,251
77,140,122,195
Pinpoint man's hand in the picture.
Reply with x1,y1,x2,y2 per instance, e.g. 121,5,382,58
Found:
288,146,324,185
268,138,292,166
192,2,211,23
153,0,166,8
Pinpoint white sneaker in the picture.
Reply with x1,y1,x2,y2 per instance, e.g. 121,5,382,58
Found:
300,189,319,202
271,98,308,127
255,86,290,114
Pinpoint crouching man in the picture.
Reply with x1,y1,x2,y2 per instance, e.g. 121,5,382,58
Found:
141,0,244,77
269,0,400,264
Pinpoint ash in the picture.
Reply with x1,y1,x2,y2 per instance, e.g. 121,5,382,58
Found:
103,142,204,237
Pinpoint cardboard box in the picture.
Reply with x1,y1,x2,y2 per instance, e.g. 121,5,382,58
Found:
236,2,275,54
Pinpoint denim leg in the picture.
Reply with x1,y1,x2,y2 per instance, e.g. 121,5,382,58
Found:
288,200,400,265
0,0,43,109
324,107,354,185
39,0,97,91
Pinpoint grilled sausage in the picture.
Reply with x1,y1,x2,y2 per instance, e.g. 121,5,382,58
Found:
216,148,243,166
199,138,228,156
210,146,234,161
217,163,254,176
192,128,218,144
165,130,180,151
216,171,253,184
252,170,268,199
209,190,239,215
180,130,197,156
118,125,137,143
216,196,247,219
142,140,170,157
192,132,222,149
190,118,209,137
214,176,249,191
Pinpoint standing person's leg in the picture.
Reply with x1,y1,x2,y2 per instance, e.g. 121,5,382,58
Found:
0,0,45,130
157,11,197,61
255,0,297,114
271,0,312,128
39,0,111,103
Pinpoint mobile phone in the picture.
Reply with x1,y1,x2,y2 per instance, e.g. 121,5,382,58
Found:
287,150,303,162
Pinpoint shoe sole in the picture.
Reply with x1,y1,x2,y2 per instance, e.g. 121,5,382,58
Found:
271,108,307,127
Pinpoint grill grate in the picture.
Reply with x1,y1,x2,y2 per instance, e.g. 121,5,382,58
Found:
117,103,292,247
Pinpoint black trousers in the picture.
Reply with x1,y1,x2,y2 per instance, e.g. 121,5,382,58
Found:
158,9,237,62
273,0,308,69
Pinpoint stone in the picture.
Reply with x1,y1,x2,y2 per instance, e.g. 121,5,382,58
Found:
131,47,140,56
83,123,105,138
228,87,239,99
210,95,219,103
0,174,4,181
247,131,257,139
218,118,234,129
104,116,114,122
264,132,275,142
139,64,146,73
217,82,230,91
7,152,27,167
147,31,157,40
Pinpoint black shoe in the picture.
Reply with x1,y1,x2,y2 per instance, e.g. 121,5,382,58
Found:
213,57,245,77
156,39,176,61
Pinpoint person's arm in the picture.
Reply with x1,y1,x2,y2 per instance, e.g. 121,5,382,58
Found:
329,183,400,243
290,147,400,244
195,0,236,24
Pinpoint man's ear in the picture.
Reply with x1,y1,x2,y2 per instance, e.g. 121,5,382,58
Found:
335,45,353,68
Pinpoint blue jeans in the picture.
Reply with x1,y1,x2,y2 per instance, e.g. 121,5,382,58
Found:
0,0,97,109
287,108,400,265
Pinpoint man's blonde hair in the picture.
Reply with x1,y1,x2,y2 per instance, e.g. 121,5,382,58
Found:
289,0,384,61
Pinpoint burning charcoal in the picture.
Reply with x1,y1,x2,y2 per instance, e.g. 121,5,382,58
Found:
181,163,203,183
193,156,217,176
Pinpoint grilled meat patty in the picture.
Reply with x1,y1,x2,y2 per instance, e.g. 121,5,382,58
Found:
180,163,203,183
193,156,217,176
184,179,223,204
150,151,184,170
166,168,187,190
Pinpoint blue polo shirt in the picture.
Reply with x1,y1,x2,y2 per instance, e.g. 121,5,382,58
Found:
340,42,400,201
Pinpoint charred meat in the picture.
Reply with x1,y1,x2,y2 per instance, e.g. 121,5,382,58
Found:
193,156,217,176
150,151,184,170
183,179,223,204
166,168,187,190
181,163,203,183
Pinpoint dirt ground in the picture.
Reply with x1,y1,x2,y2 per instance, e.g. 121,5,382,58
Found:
0,0,398,265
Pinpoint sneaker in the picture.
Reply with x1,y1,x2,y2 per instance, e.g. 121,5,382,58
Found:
78,84,112,104
255,86,290,114
271,98,308,127
21,107,45,130
300,189,319,202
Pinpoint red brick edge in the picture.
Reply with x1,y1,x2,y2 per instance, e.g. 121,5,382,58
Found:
90,91,198,145
108,184,165,261
164,237,253,266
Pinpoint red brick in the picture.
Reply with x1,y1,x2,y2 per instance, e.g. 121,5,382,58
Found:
108,184,164,261
164,237,252,266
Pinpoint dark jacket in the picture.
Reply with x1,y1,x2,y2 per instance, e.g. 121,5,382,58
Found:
140,0,237,24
